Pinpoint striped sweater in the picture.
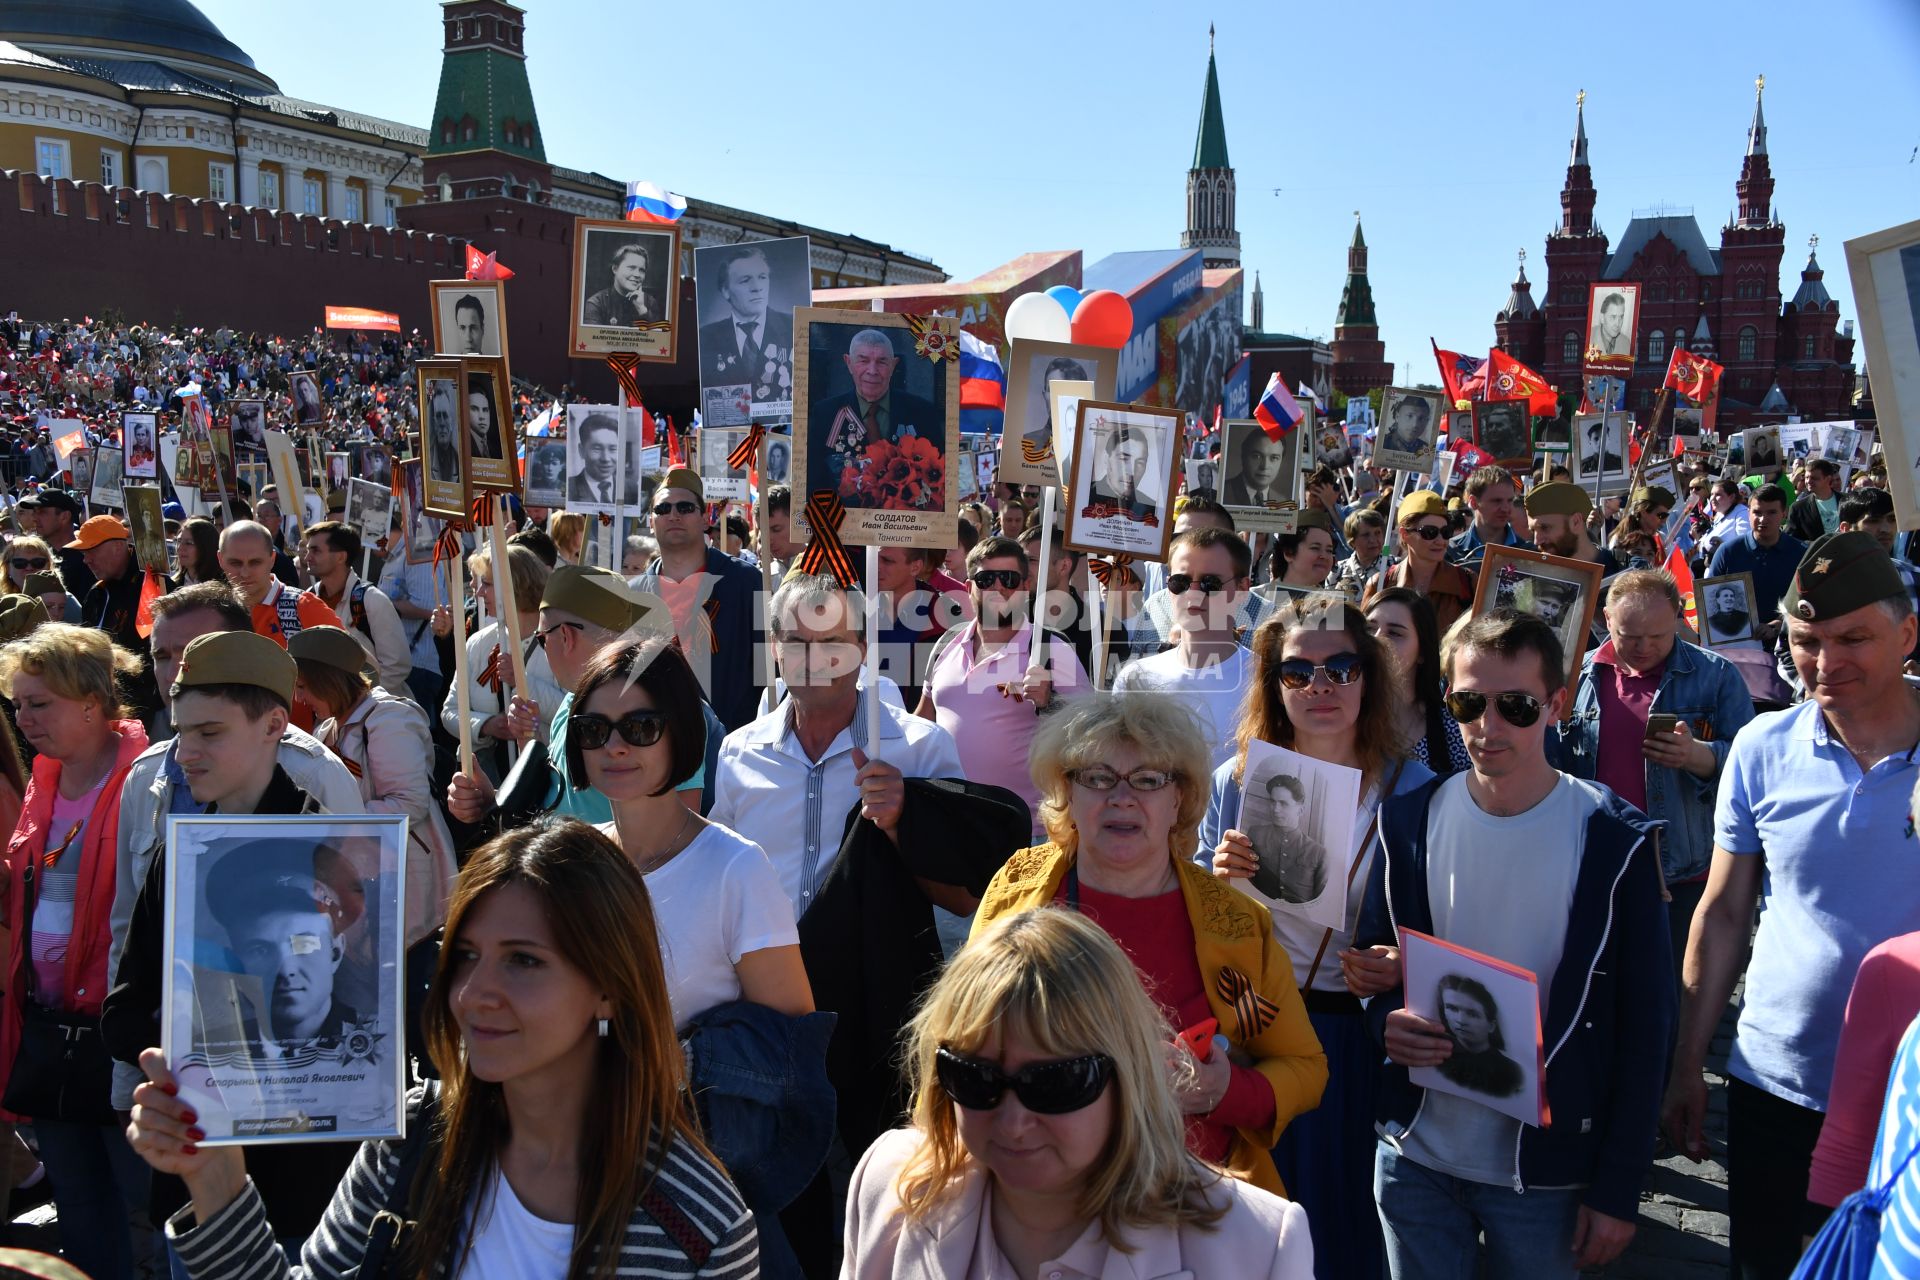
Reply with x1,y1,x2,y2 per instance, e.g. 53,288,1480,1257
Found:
168,1101,760,1279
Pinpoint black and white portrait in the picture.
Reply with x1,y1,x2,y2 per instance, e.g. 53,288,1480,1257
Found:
124,412,158,479
1231,740,1362,931
695,236,807,423
462,356,514,493
1483,553,1599,683
325,452,349,495
1742,426,1783,475
1221,422,1295,508
399,460,439,564
417,361,469,519
163,816,408,1143
290,371,323,426
1375,388,1442,472
90,446,125,511
69,447,93,497
1818,423,1859,466
1402,928,1545,1126
570,220,680,361
354,444,392,490
700,427,751,502
1584,284,1639,366
1473,401,1531,466
344,478,394,553
1576,413,1627,484
1062,402,1180,561
523,442,567,510
126,484,167,572
764,435,791,487
230,401,268,452
565,405,626,510
431,279,507,362
1001,340,1117,488
1699,573,1758,647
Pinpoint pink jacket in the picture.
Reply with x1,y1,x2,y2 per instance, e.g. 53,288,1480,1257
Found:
840,1127,1313,1280
1,722,149,1121
1808,932,1920,1207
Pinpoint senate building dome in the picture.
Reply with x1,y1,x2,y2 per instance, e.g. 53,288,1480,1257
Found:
0,0,274,91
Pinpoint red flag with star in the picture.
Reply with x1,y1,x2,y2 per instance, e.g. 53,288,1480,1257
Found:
464,245,515,281
1485,349,1559,417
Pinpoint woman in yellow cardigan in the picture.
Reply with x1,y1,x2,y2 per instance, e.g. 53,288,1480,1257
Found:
972,692,1326,1195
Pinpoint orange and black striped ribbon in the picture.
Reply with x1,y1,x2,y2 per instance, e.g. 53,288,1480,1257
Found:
1214,966,1280,1040
1087,555,1135,588
795,489,858,588
478,644,504,694
727,424,766,472
701,598,722,653
605,353,644,405
1021,437,1053,464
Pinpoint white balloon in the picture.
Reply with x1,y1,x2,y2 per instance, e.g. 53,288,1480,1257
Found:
1004,292,1072,343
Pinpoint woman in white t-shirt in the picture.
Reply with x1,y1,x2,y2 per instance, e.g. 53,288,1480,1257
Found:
1201,596,1432,1280
570,633,812,1029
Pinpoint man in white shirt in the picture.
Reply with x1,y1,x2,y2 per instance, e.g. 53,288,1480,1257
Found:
300,520,411,696
710,573,964,920
1113,527,1255,770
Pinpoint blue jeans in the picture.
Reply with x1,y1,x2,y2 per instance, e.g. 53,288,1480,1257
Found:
35,1117,157,1280
1374,1140,1583,1280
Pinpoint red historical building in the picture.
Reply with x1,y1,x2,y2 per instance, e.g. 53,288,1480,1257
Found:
1499,82,1856,430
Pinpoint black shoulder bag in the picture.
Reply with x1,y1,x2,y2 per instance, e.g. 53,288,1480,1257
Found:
358,1084,441,1280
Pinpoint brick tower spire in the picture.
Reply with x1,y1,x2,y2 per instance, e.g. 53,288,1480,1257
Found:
1332,215,1391,395
1180,26,1239,269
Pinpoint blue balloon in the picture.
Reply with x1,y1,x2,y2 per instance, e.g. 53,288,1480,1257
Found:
1045,284,1084,318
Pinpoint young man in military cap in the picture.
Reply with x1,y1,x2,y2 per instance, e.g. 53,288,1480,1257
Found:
102,628,365,1248
1665,531,1920,1278
629,466,765,731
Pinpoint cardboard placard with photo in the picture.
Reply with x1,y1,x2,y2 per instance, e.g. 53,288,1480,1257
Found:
1470,544,1605,696
1574,412,1631,494
89,445,125,510
125,484,167,573
562,405,628,512
1472,400,1533,470
123,412,159,479
1582,283,1639,377
1374,388,1443,474
229,400,269,453
1401,927,1548,1128
1047,379,1095,491
700,427,752,503
1741,425,1784,476
264,431,308,539
694,235,808,425
1698,571,1761,649
523,440,568,511
1002,339,1119,489
399,459,442,566
289,370,324,425
461,355,515,494
344,477,396,556
416,359,471,520
429,278,510,368
568,218,680,361
1218,419,1302,534
1230,739,1363,932
792,307,958,549
1062,401,1183,560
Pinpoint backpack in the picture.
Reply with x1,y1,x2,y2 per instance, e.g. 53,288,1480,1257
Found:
1792,1139,1920,1280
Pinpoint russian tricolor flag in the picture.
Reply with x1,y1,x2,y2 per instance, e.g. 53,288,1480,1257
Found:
624,181,686,225
959,329,1006,435
1252,373,1304,442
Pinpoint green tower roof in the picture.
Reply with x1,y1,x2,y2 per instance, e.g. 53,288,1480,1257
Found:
1192,49,1230,170
1337,218,1377,328
426,44,545,161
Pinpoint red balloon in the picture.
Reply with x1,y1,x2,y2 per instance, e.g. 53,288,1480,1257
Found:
1070,290,1134,348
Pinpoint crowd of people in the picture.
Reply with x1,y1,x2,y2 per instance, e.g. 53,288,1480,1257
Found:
0,312,1911,1280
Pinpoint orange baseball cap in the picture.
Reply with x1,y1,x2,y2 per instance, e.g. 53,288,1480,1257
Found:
65,515,130,551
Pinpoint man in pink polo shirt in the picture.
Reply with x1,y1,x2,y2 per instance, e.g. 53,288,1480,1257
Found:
916,535,1089,841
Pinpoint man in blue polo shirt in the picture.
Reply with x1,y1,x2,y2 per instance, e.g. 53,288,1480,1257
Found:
1664,531,1920,1280
1707,483,1804,649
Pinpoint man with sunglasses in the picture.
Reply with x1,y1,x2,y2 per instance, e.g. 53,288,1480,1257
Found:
1446,465,1532,572
1666,533,1920,1279
628,467,764,732
1113,527,1254,771
1356,609,1673,1279
918,537,1084,842
19,489,92,598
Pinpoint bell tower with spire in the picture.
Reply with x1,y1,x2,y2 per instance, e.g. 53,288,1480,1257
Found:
1180,25,1239,269
1719,74,1786,393
1542,90,1611,388
1331,215,1391,395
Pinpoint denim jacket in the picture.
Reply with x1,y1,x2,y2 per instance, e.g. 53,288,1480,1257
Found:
1550,639,1754,884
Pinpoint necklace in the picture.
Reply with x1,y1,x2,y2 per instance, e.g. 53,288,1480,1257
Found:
631,808,697,876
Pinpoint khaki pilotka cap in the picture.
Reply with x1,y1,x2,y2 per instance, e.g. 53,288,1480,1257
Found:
0,594,48,642
658,467,704,504
173,630,296,707
1630,485,1677,511
287,625,375,678
1524,481,1593,518
19,573,62,598
1396,490,1448,524
541,565,671,638
1779,531,1909,622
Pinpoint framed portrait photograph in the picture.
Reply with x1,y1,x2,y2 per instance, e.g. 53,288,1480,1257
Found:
123,412,159,479
695,235,808,424
1444,409,1473,454
1400,927,1547,1127
1046,378,1094,490
1582,283,1639,375
569,217,680,362
956,439,978,501
1698,572,1760,648
792,307,958,548
353,443,394,491
325,452,350,496
625,407,662,515
208,423,236,494
429,278,510,366
265,431,308,536
563,404,625,512
700,426,751,502
229,400,269,454
461,355,515,494
523,440,568,510
415,358,471,520
1063,400,1183,560
1817,422,1860,466
69,446,94,499
290,370,324,426
1574,412,1630,493
1470,544,1605,694
90,445,126,511
399,459,443,566
126,484,167,573
763,430,792,488
1218,419,1302,534
1375,387,1443,473
1845,218,1920,530
344,478,395,555
1472,400,1533,469
1741,425,1784,475
162,813,409,1145
171,439,198,488
1231,739,1363,931
1000,339,1119,488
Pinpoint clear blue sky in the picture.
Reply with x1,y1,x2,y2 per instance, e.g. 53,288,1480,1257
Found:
200,0,1920,384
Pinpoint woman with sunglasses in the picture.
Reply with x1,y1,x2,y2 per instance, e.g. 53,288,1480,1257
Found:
844,908,1313,1278
1204,595,1432,1280
127,819,761,1279
573,634,811,1028
1360,489,1476,634
973,693,1326,1196
288,626,458,945
3,537,78,622
1365,587,1470,777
